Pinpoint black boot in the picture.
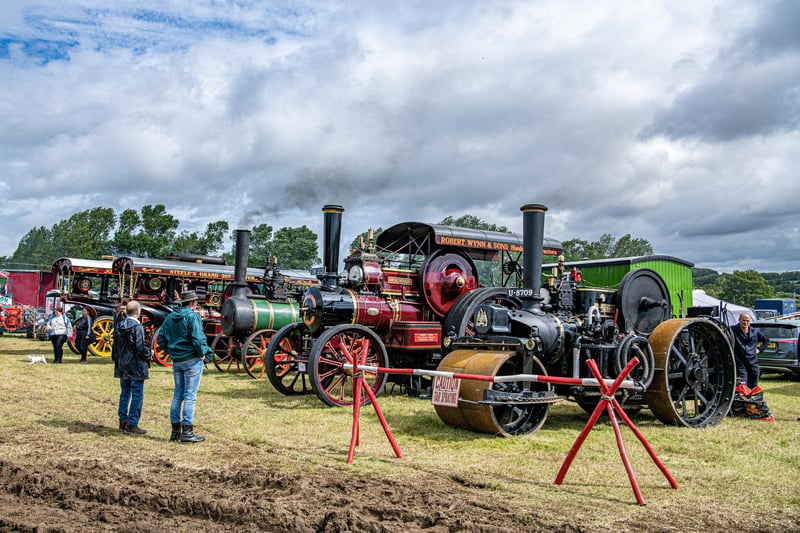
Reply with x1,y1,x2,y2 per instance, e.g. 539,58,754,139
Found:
125,424,147,435
119,419,128,432
180,424,205,444
169,422,181,442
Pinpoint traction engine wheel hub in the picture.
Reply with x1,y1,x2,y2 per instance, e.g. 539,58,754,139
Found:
684,354,709,391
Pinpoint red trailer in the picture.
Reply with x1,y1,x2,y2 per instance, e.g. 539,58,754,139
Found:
6,270,55,309
0,271,47,336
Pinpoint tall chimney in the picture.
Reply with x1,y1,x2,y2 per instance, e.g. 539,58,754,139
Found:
231,229,251,298
321,205,344,289
521,204,547,311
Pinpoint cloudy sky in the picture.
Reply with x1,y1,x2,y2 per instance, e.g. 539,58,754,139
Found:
1,0,799,273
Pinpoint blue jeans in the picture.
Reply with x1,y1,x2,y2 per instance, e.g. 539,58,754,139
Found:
171,358,205,425
118,379,145,426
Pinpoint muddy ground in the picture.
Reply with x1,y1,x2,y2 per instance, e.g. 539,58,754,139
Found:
4,445,793,533
1,335,798,532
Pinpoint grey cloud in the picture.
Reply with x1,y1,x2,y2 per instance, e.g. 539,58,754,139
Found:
643,66,800,141
643,0,800,142
731,0,800,60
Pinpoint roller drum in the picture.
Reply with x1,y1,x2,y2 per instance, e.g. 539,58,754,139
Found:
434,349,550,437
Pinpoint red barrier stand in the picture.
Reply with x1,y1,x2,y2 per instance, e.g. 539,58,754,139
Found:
347,339,403,464
344,357,678,505
554,357,679,505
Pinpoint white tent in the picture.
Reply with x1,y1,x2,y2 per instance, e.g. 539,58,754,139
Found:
691,289,756,326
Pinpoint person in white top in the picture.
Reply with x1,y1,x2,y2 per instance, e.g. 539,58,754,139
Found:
47,306,73,364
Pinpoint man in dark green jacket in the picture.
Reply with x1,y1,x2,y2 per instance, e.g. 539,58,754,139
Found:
157,290,214,443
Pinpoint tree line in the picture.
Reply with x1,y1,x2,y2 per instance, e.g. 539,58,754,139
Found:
6,204,792,309
692,268,799,309
0,205,319,271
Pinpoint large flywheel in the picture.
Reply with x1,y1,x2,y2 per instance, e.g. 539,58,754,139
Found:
434,350,551,437
421,250,478,317
616,268,671,335
646,318,736,428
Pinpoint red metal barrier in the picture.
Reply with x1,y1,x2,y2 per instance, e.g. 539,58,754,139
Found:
553,357,678,505
344,357,678,505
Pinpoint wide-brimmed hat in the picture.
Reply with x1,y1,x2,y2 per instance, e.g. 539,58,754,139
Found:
178,290,202,303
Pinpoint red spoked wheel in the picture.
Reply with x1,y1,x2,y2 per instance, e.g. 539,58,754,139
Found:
211,334,242,373
242,329,276,380
266,323,314,396
149,326,172,367
308,324,389,407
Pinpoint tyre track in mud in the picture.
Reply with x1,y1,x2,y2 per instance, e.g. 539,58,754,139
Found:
0,457,559,532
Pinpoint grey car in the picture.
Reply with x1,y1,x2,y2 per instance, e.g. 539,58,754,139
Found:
753,320,800,379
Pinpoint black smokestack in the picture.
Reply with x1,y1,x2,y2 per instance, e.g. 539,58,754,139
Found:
231,229,251,297
321,205,344,289
521,203,547,311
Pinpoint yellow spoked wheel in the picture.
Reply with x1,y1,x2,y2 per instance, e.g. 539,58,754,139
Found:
88,317,114,358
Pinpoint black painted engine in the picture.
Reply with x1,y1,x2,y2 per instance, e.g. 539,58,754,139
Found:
435,204,736,436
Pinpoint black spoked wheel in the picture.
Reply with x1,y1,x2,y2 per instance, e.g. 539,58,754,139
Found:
265,323,314,396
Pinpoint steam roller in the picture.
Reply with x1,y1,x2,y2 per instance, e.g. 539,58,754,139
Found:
432,203,737,436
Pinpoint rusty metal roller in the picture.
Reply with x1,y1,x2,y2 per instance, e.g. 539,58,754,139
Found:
434,349,550,437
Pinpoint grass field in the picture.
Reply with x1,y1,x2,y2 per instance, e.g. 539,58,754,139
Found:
1,333,799,532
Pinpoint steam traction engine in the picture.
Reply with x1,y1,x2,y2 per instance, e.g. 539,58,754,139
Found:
435,204,736,435
219,230,318,379
247,204,560,403
270,203,736,437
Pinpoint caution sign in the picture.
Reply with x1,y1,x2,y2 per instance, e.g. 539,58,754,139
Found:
432,375,460,407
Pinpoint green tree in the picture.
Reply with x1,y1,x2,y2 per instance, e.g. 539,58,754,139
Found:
562,233,653,261
692,268,721,288
173,220,230,256
226,224,318,270
718,270,774,307
272,226,320,270
8,226,55,269
111,204,179,257
348,227,384,253
247,224,275,267
438,215,508,233
50,207,116,259
612,234,654,257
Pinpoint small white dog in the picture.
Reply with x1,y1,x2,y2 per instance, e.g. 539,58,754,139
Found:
27,355,47,365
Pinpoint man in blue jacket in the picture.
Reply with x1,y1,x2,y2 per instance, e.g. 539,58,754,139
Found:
115,300,152,434
157,290,213,443
730,313,769,392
